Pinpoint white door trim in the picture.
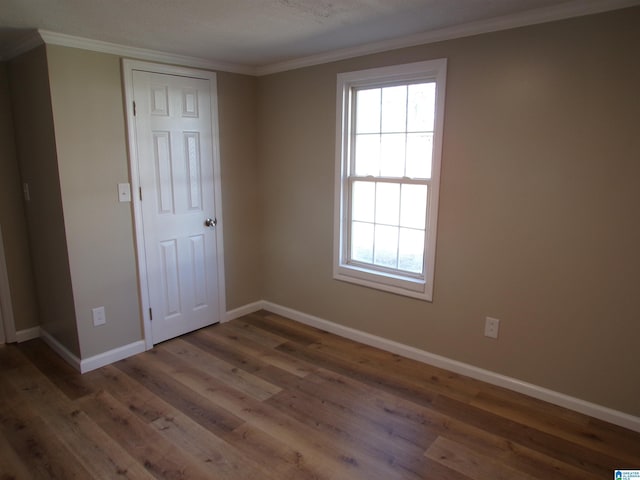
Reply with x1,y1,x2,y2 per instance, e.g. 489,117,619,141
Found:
122,59,226,350
0,224,17,343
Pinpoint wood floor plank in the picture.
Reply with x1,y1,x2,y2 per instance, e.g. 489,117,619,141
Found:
115,353,244,438
5,364,154,479
278,336,626,477
224,423,331,480
266,381,442,478
0,343,30,370
242,312,325,346
188,326,472,473
305,329,487,401
82,365,170,424
0,427,34,480
433,390,629,476
138,347,359,480
77,389,217,479
276,339,440,407
115,351,331,480
221,318,290,349
2,312,639,480
301,368,598,480
206,323,316,377
150,410,280,480
161,337,282,401
182,327,309,390
426,436,539,480
147,343,417,480
0,378,94,479
89,364,281,480
17,339,93,400
470,390,640,465
308,340,480,403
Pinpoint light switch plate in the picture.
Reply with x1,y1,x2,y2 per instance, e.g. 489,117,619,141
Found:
118,183,131,202
92,306,106,326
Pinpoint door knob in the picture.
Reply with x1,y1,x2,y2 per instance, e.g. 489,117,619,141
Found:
205,218,217,228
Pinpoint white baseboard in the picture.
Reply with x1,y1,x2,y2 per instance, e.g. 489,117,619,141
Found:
16,326,41,343
224,301,263,322
80,340,146,373
256,300,640,433
40,328,81,372
39,328,145,374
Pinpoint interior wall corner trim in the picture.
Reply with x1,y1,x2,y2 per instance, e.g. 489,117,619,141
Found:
40,328,81,372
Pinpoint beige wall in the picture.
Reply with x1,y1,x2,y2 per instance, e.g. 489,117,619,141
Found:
46,45,143,358
0,62,39,332
8,46,79,355
258,7,640,416
217,72,263,309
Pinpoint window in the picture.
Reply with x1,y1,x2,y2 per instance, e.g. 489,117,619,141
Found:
334,59,447,301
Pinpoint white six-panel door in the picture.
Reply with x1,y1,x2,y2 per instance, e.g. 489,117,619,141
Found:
131,69,221,345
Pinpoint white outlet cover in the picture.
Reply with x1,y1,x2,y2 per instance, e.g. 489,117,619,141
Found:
484,316,500,339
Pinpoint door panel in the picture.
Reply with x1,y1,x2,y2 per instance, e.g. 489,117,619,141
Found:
133,71,220,344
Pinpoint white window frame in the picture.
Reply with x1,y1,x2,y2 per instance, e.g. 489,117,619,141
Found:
333,59,447,301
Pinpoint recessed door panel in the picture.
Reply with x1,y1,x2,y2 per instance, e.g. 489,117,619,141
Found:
189,234,207,309
133,70,220,344
153,131,174,214
184,132,202,211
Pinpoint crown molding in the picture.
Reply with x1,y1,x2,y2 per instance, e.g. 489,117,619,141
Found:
0,28,255,75
36,30,256,75
255,0,640,75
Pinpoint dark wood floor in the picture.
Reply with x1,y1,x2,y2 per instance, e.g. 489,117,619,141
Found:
1,310,639,479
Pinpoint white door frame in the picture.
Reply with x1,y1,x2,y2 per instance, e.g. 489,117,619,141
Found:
122,59,226,350
0,224,17,343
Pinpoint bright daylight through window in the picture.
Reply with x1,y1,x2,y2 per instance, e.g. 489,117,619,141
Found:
334,59,446,301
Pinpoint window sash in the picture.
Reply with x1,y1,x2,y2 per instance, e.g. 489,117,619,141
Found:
334,59,447,302
344,176,431,279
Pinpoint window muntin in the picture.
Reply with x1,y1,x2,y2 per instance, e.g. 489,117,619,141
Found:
334,60,446,301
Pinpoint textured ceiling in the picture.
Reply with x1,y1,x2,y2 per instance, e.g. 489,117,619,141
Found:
0,0,638,69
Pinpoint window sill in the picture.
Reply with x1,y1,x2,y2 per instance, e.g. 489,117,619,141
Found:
334,264,433,302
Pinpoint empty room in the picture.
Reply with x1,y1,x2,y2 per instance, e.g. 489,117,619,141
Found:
1,0,639,478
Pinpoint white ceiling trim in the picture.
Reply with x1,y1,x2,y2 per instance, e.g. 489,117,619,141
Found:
1,28,254,74
256,0,640,75
36,30,255,75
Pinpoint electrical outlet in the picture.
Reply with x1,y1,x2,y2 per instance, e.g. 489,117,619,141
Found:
484,316,500,339
92,306,106,326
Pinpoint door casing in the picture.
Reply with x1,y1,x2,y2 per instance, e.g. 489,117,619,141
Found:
122,59,226,350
